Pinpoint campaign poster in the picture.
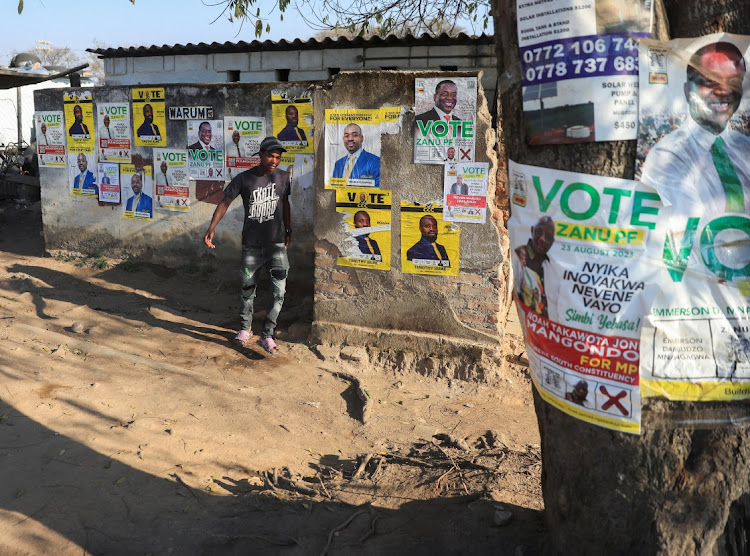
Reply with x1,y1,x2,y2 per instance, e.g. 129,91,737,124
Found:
132,87,167,147
97,162,120,203
154,149,190,211
508,160,670,434
635,34,750,402
443,162,489,223
414,76,477,165
187,119,225,180
35,111,66,167
271,88,314,154
400,202,460,276
325,109,381,188
67,152,98,197
63,91,95,154
121,165,153,220
96,103,131,163
335,188,391,271
224,116,263,183
517,0,653,144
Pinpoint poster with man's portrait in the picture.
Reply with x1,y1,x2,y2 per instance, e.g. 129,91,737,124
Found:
414,77,477,165
132,87,167,147
67,152,98,197
121,164,153,220
224,116,263,183
63,91,95,154
35,111,66,167
97,103,131,163
400,202,460,276
325,109,382,189
187,119,224,180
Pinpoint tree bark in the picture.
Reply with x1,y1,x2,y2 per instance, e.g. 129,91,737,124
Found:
492,0,750,553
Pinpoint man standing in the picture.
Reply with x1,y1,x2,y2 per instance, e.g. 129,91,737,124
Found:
204,136,292,355
73,154,98,195
39,123,49,145
101,171,111,185
450,175,468,195
68,105,90,136
189,121,214,151
332,123,380,186
416,80,461,125
125,173,153,216
406,214,450,265
352,210,381,257
277,105,308,143
136,104,161,138
641,41,750,217
513,215,556,319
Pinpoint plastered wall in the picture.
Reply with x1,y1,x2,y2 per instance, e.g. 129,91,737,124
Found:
34,82,317,272
311,71,508,380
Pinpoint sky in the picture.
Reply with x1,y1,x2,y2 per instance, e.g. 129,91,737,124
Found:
0,0,316,65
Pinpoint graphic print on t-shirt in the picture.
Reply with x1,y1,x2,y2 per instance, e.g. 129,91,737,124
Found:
248,182,279,223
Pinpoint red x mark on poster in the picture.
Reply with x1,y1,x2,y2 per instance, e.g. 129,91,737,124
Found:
599,386,629,416
460,148,471,160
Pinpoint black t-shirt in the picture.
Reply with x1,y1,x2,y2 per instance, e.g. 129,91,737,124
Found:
223,166,290,248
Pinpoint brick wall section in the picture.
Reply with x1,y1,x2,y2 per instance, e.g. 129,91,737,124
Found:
314,240,364,303
315,240,502,332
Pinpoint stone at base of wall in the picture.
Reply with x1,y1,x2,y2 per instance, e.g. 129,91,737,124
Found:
311,321,507,383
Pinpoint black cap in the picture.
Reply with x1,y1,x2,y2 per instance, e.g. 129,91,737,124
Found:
254,136,287,155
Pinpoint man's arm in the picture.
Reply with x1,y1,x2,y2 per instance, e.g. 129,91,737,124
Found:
283,194,292,249
204,196,233,249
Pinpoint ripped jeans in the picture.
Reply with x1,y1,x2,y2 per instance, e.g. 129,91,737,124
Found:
240,243,289,339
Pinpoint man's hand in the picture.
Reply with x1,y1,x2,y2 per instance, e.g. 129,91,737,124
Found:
204,230,216,249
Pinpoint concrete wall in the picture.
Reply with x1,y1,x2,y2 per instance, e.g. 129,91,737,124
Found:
311,71,508,381
33,82,317,275
103,43,498,103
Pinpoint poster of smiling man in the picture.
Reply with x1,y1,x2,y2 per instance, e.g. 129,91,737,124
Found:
414,77,477,165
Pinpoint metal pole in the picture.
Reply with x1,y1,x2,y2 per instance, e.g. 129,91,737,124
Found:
16,86,23,146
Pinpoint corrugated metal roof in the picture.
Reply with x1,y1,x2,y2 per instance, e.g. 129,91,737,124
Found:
88,32,494,59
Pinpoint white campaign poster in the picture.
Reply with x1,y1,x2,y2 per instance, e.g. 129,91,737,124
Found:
443,162,489,223
187,119,224,180
97,161,119,203
224,116,263,183
35,111,66,167
96,103,131,163
154,149,189,211
636,33,750,402
414,77,477,165
508,160,667,433
517,0,653,144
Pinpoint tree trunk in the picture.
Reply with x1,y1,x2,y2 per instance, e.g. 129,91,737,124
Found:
492,0,750,553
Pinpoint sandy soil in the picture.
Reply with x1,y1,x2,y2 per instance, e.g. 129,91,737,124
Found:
0,201,544,555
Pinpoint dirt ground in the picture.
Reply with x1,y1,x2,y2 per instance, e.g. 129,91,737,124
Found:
0,201,544,555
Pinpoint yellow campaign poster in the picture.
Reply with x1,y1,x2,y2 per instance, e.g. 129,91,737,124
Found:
271,89,313,154
401,202,460,276
335,188,391,271
132,87,167,147
63,91,95,154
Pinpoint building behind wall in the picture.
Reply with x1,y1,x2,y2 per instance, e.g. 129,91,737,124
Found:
89,33,498,104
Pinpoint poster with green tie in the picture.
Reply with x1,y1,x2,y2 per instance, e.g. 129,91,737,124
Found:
324,109,382,189
335,188,391,271
414,76,477,165
636,33,750,401
96,103,131,163
400,201,460,277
